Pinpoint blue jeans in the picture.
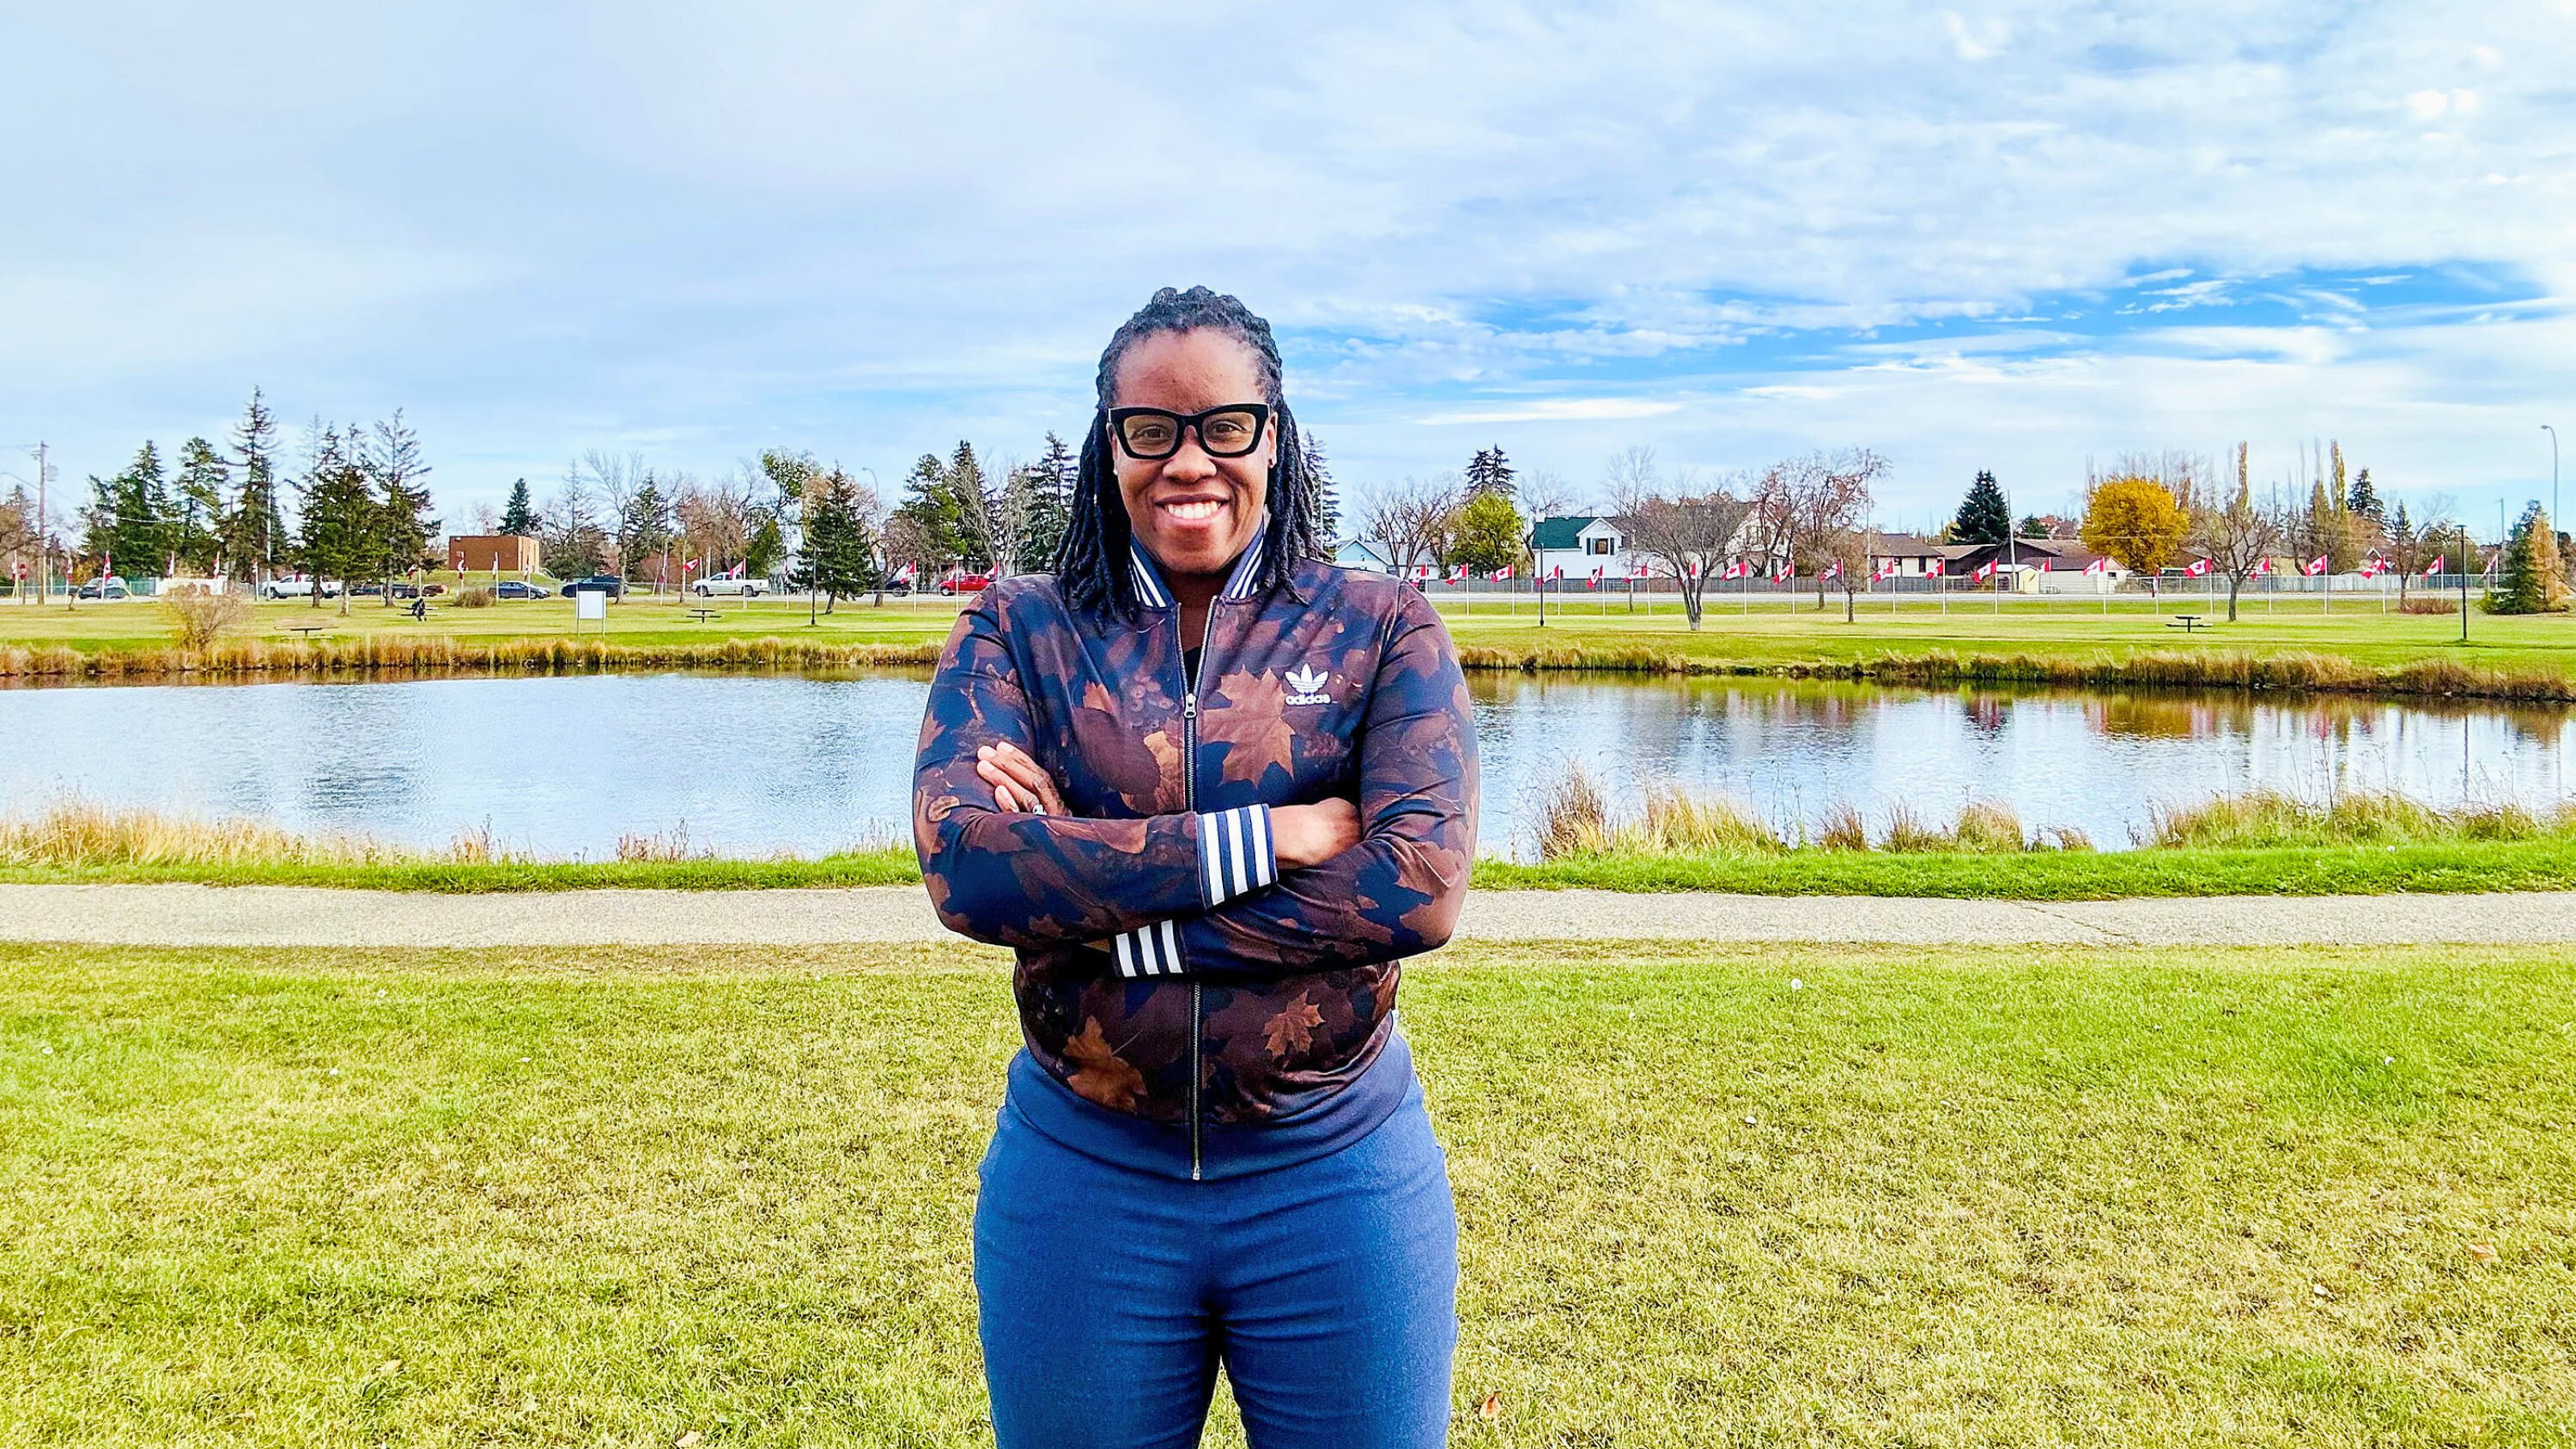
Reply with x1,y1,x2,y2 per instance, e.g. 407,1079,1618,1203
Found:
973,1046,1458,1447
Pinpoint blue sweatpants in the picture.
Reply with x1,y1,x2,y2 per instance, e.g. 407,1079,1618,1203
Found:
972,1044,1458,1447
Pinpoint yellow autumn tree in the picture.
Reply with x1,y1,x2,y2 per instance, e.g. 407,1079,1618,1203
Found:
2081,476,2189,578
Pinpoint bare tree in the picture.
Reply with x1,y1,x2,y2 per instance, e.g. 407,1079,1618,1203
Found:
675,472,755,576
2384,492,2458,604
1517,467,1583,520
1356,476,1460,580
1775,448,1885,611
1606,456,1752,630
2194,445,2280,622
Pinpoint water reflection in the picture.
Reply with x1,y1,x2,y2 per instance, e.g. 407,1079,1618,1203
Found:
0,669,2566,859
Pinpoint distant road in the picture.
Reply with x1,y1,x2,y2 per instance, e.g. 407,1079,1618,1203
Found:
5,884,2573,948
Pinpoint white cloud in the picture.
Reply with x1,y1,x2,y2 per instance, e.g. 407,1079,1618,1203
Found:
3,0,2574,518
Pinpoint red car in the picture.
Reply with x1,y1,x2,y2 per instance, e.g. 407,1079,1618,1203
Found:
938,570,994,596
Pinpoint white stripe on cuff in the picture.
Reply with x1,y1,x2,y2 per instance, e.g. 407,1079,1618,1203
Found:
1110,917,1185,978
1196,804,1276,909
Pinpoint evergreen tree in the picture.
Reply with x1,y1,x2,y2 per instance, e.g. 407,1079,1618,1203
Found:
172,437,229,576
88,441,175,578
744,510,786,579
498,477,537,536
2486,502,2570,614
1463,445,1516,499
1305,428,1340,547
1036,431,1078,510
1951,469,2011,545
947,441,997,568
366,411,437,598
795,468,878,612
221,389,290,582
615,476,675,587
894,452,967,566
1006,462,1069,572
2346,465,2383,525
2016,513,2048,539
295,426,380,613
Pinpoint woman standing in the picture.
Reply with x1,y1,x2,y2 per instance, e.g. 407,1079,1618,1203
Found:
913,285,1478,1447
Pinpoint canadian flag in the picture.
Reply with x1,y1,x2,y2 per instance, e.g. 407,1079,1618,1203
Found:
2085,556,2110,576
1773,559,1794,584
683,558,698,573
1685,559,1702,579
1722,559,1750,580
1629,560,1651,578
2251,557,2272,576
2423,558,2443,577
724,560,746,580
1449,564,1468,584
2303,555,2329,576
894,563,916,584
2036,559,2052,574
1491,564,1513,580
1924,559,1944,578
1587,565,1602,589
1821,559,1842,580
1871,559,1895,581
2184,556,2212,577
2359,557,2384,578
1972,559,1998,582
1549,564,1565,580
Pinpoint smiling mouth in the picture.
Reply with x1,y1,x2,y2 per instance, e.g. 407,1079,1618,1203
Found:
1160,497,1226,523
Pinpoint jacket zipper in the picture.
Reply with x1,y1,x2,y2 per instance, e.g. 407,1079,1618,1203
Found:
1179,598,1220,1183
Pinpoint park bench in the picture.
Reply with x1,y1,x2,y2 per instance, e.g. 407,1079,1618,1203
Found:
284,621,328,640
2165,613,2208,633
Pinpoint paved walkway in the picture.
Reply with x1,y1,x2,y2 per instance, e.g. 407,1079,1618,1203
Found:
4,884,2574,948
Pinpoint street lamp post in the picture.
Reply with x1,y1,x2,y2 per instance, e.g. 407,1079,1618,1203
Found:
2546,424,2561,532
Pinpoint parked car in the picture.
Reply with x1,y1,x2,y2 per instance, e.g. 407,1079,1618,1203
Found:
692,574,766,598
564,575,627,598
493,580,552,600
258,576,343,600
76,577,131,601
938,570,994,596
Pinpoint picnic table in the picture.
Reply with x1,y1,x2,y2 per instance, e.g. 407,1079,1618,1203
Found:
2165,613,2209,633
687,607,722,622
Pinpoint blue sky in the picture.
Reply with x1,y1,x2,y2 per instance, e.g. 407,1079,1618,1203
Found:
4,0,2573,535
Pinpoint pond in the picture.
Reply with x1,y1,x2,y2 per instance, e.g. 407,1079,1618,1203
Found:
2,670,2568,859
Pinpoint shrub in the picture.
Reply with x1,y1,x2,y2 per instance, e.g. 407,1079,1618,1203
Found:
162,585,254,650
452,586,497,608
2398,596,2458,614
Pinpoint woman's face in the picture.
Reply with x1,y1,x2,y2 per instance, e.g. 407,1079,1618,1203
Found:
1110,328,1274,579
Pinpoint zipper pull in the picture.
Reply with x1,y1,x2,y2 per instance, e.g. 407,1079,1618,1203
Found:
1183,691,1198,720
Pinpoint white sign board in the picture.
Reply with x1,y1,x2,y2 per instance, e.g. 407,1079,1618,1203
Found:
576,589,607,621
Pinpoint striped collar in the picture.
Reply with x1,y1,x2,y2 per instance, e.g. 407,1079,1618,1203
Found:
1128,514,1269,609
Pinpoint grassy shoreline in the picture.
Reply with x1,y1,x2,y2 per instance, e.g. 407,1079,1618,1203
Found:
9,794,2573,898
6,595,2574,702
5,634,2572,704
6,840,2573,898
7,939,2570,1443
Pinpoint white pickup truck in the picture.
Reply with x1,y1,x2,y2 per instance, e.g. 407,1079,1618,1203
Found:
691,575,768,597
258,576,343,600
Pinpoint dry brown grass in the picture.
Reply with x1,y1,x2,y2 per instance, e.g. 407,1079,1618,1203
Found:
0,798,445,869
2142,787,2574,849
0,633,943,680
160,586,255,650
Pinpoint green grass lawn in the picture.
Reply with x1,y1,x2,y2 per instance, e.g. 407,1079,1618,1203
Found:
7,590,2570,686
5,939,2571,1445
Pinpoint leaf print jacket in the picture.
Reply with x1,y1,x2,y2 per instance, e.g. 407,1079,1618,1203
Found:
912,524,1477,1132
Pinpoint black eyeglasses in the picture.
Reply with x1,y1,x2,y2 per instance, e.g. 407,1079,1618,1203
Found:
1107,403,1272,460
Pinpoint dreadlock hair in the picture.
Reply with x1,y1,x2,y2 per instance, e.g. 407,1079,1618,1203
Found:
1055,286,1323,617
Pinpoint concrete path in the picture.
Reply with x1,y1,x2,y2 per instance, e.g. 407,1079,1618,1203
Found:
3,883,2574,949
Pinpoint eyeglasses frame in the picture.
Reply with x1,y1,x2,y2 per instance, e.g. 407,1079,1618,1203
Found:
1105,402,1275,461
